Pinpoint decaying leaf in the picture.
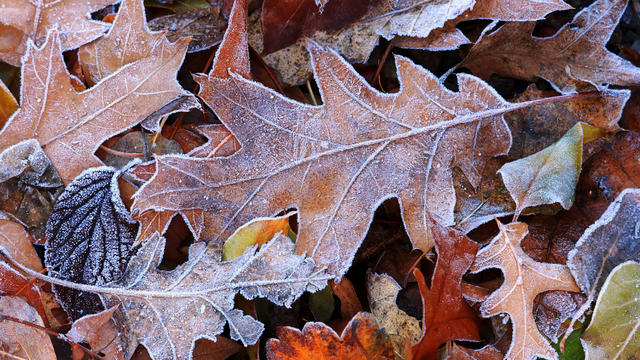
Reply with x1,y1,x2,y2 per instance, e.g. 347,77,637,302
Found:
367,272,421,356
66,305,125,360
463,0,640,93
135,7,595,277
0,262,48,327
470,221,580,360
84,233,328,359
0,0,116,65
148,6,226,53
442,343,503,360
581,261,640,359
266,312,395,360
45,167,137,319
0,139,63,239
0,216,42,271
567,188,640,311
0,296,56,360
0,25,196,183
410,222,480,360
499,122,601,217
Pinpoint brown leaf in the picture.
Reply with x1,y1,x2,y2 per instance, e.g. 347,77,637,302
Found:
367,272,421,357
462,0,640,93
410,222,480,360
192,338,243,360
567,189,640,315
0,262,48,328
397,0,571,51
0,25,195,184
148,6,226,53
330,278,362,320
0,217,42,271
0,296,56,360
66,306,125,360
266,312,395,360
470,221,580,360
442,343,503,360
0,0,116,66
0,78,17,128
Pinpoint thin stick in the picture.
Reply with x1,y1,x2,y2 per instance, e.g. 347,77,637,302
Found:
150,116,169,147
207,134,233,158
99,145,145,158
0,315,104,359
306,80,318,106
372,38,395,88
0,349,27,360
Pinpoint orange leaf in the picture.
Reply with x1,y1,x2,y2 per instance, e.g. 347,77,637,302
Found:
266,312,395,360
410,222,480,360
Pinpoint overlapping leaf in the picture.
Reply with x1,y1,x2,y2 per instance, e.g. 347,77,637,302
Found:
0,25,197,183
266,312,395,360
470,221,580,360
0,0,116,65
462,0,640,93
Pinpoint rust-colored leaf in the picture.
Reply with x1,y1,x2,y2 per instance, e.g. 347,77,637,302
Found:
0,25,196,183
463,0,640,93
0,217,42,271
0,79,17,128
0,262,48,328
410,222,480,360
469,221,580,360
0,296,56,360
0,0,116,66
66,306,125,360
266,312,395,360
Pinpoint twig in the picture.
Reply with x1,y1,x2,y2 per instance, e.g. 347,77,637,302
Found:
207,134,234,158
0,315,104,359
306,80,318,106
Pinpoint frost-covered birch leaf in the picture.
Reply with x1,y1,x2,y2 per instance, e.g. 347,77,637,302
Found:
469,221,580,360
367,272,421,356
499,122,602,217
0,27,196,184
266,312,395,360
0,0,117,66
567,189,640,309
462,0,640,93
96,233,329,360
45,167,137,319
0,296,56,360
581,261,640,359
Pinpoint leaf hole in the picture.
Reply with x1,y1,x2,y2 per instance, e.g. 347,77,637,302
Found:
158,215,194,270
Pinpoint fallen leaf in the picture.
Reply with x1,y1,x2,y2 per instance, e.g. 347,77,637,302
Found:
0,25,196,184
0,216,42,271
469,221,580,360
442,342,503,360
402,0,571,51
0,0,116,65
331,277,362,320
581,261,640,359
266,312,395,360
567,188,640,313
0,139,63,240
410,222,480,360
0,262,48,327
0,78,17,128
462,0,640,93
136,11,588,277
77,0,199,131
367,272,421,356
191,337,243,360
92,233,328,359
148,6,226,53
66,305,125,360
222,214,292,261
499,122,601,217
0,296,56,360
45,167,137,319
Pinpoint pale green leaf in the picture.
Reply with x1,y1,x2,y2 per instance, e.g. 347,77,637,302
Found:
582,261,640,359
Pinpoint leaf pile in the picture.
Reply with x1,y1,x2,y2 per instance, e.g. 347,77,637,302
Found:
1,0,640,359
